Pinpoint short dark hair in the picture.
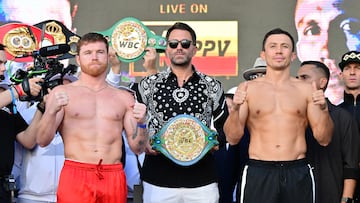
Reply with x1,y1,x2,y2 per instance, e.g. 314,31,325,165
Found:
77,32,108,54
262,28,295,52
166,22,196,45
301,60,330,89
0,44,5,51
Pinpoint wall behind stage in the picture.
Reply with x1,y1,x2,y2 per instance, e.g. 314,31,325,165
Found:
73,0,299,90
71,0,360,95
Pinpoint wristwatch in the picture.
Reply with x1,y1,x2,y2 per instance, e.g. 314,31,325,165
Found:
341,197,354,203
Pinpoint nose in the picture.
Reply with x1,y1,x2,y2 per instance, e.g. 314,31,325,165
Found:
91,52,99,60
350,67,356,74
275,45,283,54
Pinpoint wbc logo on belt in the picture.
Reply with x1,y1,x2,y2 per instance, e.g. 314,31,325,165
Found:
112,21,147,61
97,17,166,63
151,114,219,166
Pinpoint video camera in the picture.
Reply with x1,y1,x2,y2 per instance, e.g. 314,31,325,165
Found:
10,44,77,102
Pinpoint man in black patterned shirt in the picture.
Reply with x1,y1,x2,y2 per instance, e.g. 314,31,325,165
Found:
136,22,229,203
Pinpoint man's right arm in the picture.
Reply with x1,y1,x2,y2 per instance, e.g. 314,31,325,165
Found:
36,88,66,147
224,82,248,145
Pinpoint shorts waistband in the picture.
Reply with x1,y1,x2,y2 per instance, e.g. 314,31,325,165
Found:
64,159,123,171
247,158,308,168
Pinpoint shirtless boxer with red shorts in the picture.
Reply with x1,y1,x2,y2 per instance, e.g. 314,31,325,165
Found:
36,32,148,203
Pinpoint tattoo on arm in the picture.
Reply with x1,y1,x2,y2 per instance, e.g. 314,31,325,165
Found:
132,125,138,140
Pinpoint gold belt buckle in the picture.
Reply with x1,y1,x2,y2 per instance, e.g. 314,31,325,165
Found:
151,114,218,166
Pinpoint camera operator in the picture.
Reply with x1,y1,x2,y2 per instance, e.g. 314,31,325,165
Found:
0,43,43,203
0,60,43,108
14,72,78,203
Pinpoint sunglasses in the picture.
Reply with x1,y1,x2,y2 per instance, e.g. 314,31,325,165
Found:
168,39,193,49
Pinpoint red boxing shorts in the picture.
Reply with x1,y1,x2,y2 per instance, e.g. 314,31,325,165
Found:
57,159,127,203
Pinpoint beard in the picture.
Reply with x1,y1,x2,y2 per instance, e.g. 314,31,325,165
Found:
81,63,107,77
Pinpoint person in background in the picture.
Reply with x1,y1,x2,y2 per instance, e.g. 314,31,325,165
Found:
294,0,344,105
294,0,360,105
106,45,157,203
215,86,242,203
215,86,245,203
106,46,157,88
0,43,43,203
224,28,334,203
242,57,266,81
35,32,148,202
297,60,359,203
338,50,360,132
16,73,77,203
136,22,229,203
1,2,80,201
338,50,360,202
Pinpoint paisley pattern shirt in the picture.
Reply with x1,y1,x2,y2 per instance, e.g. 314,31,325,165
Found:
136,66,229,187
137,66,228,139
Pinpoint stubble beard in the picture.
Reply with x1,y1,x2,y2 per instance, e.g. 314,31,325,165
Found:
171,55,191,67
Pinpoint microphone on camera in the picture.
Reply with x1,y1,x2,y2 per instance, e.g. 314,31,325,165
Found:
15,44,70,58
39,44,70,57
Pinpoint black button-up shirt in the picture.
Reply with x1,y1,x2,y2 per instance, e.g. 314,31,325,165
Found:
137,66,229,187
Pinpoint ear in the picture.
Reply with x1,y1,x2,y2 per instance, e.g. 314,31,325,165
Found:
260,51,265,59
319,77,328,90
339,71,344,81
76,55,80,66
191,45,197,57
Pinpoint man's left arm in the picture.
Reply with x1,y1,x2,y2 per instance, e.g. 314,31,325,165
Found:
307,82,334,146
0,78,43,108
124,98,149,155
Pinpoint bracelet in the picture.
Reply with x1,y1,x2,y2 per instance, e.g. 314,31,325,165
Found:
137,123,147,129
14,84,24,97
12,85,19,97
9,87,17,114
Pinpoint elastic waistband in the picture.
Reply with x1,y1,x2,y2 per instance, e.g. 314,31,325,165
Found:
247,158,308,168
64,159,123,171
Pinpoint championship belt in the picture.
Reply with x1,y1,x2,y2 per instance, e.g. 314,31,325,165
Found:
97,17,166,63
34,20,81,60
151,114,219,166
0,23,55,62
